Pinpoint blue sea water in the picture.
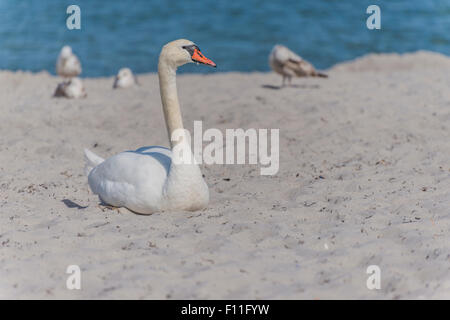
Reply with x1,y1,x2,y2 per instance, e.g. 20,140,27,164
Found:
0,0,449,76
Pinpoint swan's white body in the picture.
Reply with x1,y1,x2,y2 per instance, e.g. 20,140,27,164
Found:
85,146,208,213
269,45,327,86
85,39,215,214
56,46,82,78
54,77,86,98
113,68,138,88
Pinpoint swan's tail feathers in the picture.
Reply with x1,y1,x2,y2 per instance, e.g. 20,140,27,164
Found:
84,148,104,176
316,72,328,78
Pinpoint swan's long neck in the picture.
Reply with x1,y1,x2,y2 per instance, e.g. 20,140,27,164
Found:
158,56,208,210
155,44,210,211
158,60,185,148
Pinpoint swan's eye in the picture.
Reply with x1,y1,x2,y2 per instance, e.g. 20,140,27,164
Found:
182,45,196,57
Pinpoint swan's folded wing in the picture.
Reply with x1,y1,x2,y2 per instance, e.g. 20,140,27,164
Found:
87,151,170,210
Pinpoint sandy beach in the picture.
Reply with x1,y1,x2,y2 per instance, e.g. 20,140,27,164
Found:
1,51,449,299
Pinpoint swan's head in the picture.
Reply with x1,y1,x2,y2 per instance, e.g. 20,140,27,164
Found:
60,46,73,58
117,68,133,79
159,39,216,69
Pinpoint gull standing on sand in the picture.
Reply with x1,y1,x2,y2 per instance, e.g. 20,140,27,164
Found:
269,45,327,87
56,46,82,78
113,68,138,89
84,39,217,214
54,77,87,98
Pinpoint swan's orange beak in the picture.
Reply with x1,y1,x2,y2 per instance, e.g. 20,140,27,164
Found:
192,48,216,67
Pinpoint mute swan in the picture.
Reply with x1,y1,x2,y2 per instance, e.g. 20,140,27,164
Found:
113,68,138,89
269,45,327,87
54,77,87,98
56,46,82,78
84,39,216,214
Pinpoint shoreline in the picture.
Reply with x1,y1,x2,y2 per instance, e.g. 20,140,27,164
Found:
2,50,448,78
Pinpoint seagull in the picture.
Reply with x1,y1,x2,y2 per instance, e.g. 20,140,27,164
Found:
269,45,327,87
54,77,86,98
113,68,138,89
56,46,82,78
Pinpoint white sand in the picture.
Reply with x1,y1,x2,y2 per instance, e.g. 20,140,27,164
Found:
1,51,449,299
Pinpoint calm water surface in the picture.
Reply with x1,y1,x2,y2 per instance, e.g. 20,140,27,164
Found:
0,0,449,76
